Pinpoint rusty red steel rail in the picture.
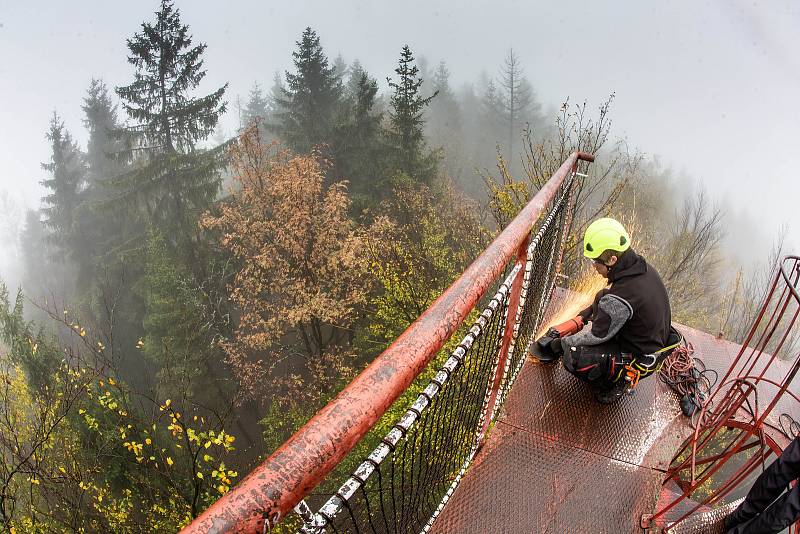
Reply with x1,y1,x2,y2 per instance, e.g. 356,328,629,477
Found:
182,151,595,533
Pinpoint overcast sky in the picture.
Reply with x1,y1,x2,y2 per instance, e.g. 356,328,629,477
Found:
0,0,798,264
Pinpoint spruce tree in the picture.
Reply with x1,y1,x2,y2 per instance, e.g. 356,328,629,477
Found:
274,27,343,154
265,71,286,135
482,77,499,115
352,72,380,135
476,73,505,154
113,0,227,239
416,55,433,97
338,64,383,205
78,79,128,299
428,61,468,190
428,61,462,138
40,112,86,257
20,210,51,298
495,49,542,162
387,45,439,184
141,230,226,400
242,82,268,133
332,53,348,81
344,60,366,101
106,0,228,390
82,79,124,186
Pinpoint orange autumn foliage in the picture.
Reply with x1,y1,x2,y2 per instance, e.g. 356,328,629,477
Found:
201,127,371,403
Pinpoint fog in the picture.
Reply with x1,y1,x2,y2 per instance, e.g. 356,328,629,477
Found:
1,0,798,275
0,2,798,527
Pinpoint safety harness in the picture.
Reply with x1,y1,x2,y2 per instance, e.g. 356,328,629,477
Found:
610,328,683,388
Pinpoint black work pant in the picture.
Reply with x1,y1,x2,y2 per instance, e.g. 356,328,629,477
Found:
561,341,623,391
727,436,800,533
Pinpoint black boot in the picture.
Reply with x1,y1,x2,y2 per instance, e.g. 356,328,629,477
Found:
722,499,755,533
723,505,750,532
594,380,628,404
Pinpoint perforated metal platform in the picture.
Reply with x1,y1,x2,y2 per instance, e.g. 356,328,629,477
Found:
429,326,748,534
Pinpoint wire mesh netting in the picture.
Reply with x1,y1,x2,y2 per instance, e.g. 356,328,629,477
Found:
297,176,577,534
493,184,573,412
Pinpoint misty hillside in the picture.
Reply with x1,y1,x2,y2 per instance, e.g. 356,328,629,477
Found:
0,1,795,532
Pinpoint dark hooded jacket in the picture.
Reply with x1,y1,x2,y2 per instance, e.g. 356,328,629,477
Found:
566,248,672,355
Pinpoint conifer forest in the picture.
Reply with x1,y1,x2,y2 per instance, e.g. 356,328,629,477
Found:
0,1,794,531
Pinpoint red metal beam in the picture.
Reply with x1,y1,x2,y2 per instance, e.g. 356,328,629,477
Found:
182,152,594,533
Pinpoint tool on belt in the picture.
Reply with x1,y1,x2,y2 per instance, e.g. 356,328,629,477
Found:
612,330,683,390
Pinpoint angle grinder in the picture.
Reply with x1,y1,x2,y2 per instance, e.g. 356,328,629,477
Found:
531,316,584,363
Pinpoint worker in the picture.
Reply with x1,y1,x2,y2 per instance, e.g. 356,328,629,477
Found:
724,434,800,533
532,217,679,404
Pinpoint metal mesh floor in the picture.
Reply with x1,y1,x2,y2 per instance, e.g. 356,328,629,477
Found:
429,422,663,534
501,356,685,470
429,325,753,534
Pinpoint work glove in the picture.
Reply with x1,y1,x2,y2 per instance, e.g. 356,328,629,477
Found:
548,337,563,355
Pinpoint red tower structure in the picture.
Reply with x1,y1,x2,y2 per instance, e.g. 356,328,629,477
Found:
644,255,800,532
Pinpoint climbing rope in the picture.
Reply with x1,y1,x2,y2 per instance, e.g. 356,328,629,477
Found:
659,341,718,425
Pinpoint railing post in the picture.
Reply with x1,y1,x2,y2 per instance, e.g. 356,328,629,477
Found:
478,234,530,444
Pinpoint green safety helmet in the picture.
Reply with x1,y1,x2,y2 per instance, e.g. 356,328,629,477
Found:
583,217,630,259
